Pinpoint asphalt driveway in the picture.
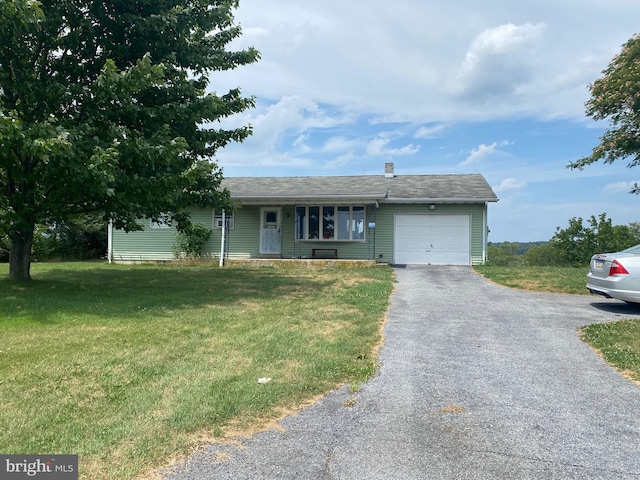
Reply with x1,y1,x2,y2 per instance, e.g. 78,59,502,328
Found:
163,266,640,479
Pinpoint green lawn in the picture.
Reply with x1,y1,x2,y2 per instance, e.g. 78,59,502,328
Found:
0,262,393,480
474,265,640,386
3,262,637,479
473,265,588,294
581,320,640,384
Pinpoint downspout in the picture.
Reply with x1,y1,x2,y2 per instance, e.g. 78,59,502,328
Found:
482,203,488,264
294,205,299,259
219,210,226,267
107,219,113,264
373,203,377,261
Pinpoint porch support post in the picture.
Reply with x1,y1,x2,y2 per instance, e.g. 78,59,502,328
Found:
219,210,226,267
107,219,113,264
483,202,488,264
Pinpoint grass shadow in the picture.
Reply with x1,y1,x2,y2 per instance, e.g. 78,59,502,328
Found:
0,263,335,324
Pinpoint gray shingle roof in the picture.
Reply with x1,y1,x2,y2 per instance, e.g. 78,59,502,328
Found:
221,174,498,205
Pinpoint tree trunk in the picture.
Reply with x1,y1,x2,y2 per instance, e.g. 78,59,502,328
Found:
8,227,34,282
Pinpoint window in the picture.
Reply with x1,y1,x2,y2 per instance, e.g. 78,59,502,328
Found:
308,206,319,239
351,206,365,239
296,206,306,240
296,206,365,241
264,211,277,226
213,210,234,229
337,206,350,240
150,213,171,228
323,206,334,239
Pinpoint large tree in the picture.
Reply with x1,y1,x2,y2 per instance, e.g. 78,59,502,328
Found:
569,34,640,194
0,0,259,281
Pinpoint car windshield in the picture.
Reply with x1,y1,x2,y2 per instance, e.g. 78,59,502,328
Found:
622,244,640,255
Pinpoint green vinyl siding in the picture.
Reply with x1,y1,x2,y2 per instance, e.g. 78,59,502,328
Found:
111,219,178,262
373,203,488,265
280,206,297,258
111,208,215,262
222,205,375,260
221,206,260,259
111,203,489,265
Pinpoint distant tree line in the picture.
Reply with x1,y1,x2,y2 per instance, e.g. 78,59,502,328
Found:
3,211,637,266
0,215,106,263
488,213,640,267
0,214,213,262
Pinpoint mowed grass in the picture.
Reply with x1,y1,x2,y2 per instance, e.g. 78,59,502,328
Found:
473,265,588,294
474,264,640,386
0,262,394,480
581,320,640,384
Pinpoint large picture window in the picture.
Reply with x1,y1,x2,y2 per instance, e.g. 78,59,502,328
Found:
296,206,365,241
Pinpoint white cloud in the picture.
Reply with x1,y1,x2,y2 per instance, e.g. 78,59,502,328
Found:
218,1,640,124
603,181,637,194
366,137,420,157
212,0,640,241
493,177,527,194
322,136,360,153
448,23,547,100
460,141,509,166
414,124,447,140
241,26,270,38
323,151,357,170
219,149,314,171
292,134,311,153
221,95,353,154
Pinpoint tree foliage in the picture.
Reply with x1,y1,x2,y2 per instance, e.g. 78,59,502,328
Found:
173,223,212,259
569,34,640,194
628,221,640,243
487,242,527,266
32,215,107,261
551,213,636,266
486,216,639,268
0,0,259,280
523,243,568,267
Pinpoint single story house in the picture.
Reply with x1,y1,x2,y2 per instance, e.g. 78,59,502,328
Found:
108,163,499,266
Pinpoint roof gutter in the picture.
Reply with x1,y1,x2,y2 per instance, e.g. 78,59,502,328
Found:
380,198,499,204
231,195,387,205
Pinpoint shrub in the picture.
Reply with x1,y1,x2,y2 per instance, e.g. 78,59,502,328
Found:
524,243,569,267
487,243,527,266
173,223,212,259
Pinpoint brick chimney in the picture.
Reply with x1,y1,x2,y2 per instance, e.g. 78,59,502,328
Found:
384,162,395,178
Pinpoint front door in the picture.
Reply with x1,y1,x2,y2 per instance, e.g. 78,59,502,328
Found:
260,207,281,255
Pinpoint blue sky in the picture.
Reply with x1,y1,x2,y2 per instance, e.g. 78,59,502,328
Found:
210,0,640,242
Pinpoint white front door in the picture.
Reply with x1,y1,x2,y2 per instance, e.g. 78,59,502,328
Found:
260,207,281,255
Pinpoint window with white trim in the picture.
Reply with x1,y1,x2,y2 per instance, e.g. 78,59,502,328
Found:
150,213,171,228
213,210,234,229
295,206,365,241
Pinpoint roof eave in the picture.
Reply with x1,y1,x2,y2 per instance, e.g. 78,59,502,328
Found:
231,194,386,205
381,198,499,204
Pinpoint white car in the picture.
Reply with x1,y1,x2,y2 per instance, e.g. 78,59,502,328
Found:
587,244,640,304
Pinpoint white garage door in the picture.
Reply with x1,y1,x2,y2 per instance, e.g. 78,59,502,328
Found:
394,214,470,265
